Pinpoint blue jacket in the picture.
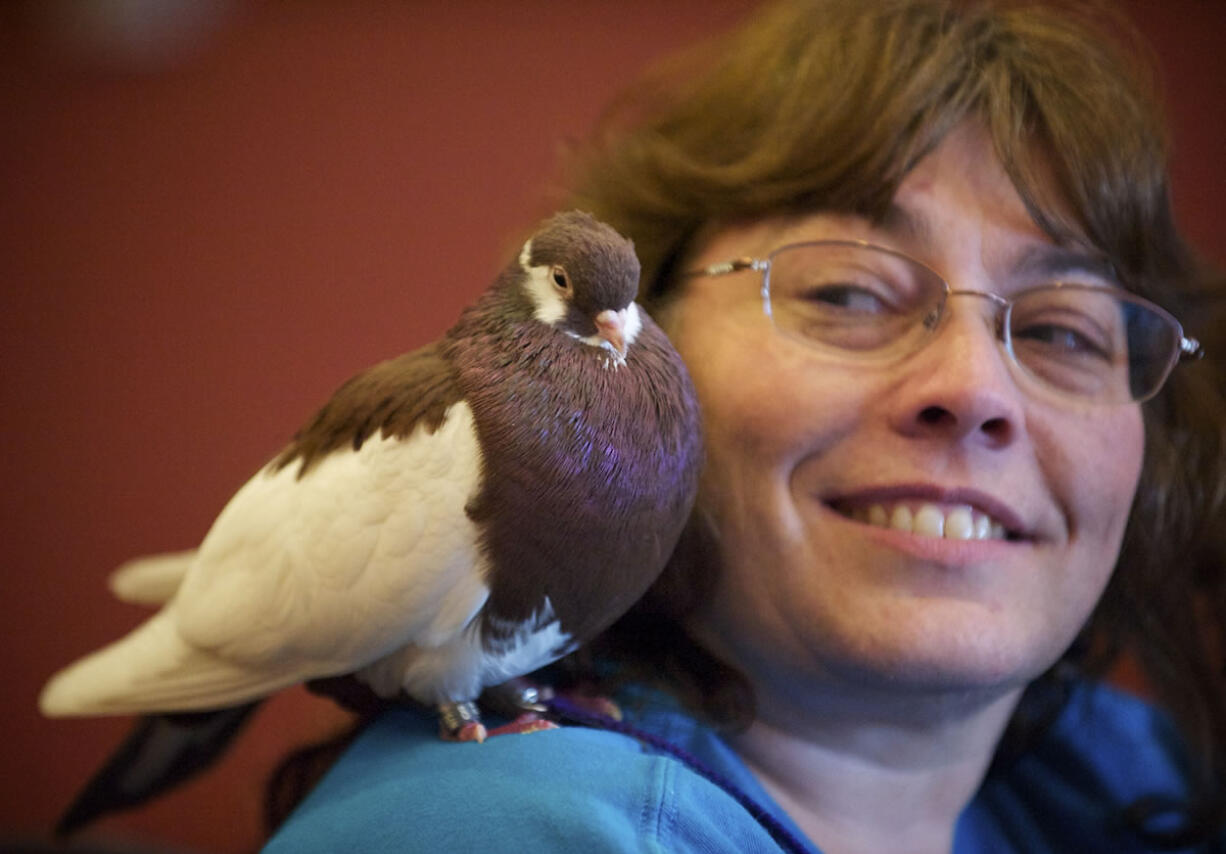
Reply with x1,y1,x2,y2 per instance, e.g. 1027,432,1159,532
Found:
263,679,1221,852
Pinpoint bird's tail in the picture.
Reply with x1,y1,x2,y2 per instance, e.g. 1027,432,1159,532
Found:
40,611,294,716
56,702,261,836
108,549,196,606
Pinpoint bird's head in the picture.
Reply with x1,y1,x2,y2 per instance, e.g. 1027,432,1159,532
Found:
517,211,642,363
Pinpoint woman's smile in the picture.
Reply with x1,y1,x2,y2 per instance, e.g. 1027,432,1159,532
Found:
825,484,1031,542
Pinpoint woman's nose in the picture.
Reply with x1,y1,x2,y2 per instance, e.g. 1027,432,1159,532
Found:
887,298,1024,450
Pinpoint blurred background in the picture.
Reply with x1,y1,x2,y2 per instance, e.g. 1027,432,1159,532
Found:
0,1,1222,852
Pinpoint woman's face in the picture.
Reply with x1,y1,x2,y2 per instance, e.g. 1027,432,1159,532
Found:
662,124,1144,708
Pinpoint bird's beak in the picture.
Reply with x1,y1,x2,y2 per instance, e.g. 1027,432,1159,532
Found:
594,309,628,359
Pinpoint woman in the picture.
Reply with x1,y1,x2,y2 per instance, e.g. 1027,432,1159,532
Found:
264,0,1226,850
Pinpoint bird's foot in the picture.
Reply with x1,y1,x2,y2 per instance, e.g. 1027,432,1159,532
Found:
437,700,487,743
479,677,555,717
485,712,559,738
442,721,488,743
441,680,620,742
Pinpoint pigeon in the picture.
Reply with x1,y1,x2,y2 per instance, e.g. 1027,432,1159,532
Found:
40,209,703,830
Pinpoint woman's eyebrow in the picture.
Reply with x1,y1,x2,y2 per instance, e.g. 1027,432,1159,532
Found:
877,202,933,246
878,202,1118,285
1009,244,1119,284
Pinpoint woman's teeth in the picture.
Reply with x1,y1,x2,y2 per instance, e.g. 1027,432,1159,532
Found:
847,503,1008,541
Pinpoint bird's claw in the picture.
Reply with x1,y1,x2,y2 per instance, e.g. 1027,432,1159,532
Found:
440,720,488,743
485,712,559,738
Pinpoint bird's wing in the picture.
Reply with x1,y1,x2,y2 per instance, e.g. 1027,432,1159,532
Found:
42,346,494,715
39,610,295,715
176,397,492,674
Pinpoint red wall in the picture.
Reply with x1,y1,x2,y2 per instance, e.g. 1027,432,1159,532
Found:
1,2,1222,851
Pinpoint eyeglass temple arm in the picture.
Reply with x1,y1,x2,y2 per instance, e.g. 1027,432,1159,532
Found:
689,258,767,277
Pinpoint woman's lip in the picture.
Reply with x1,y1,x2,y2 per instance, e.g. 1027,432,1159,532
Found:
823,483,1033,540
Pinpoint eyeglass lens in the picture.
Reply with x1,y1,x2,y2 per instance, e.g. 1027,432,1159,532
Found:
764,242,1182,404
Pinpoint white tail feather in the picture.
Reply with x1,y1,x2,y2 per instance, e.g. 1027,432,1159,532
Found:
108,550,197,606
39,612,298,716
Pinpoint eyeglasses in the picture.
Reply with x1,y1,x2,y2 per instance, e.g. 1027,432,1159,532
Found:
686,240,1203,406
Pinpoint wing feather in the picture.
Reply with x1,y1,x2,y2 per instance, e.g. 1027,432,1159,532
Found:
108,550,196,606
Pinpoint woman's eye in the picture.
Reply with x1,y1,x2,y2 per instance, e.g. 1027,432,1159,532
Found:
1014,323,1111,359
800,284,890,313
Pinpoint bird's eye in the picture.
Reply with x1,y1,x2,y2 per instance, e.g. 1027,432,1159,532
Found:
551,266,572,293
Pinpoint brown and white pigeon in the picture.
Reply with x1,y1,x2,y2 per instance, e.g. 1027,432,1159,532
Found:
39,210,702,828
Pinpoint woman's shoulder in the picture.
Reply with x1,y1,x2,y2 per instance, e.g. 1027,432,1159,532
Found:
262,693,794,853
961,678,1221,853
